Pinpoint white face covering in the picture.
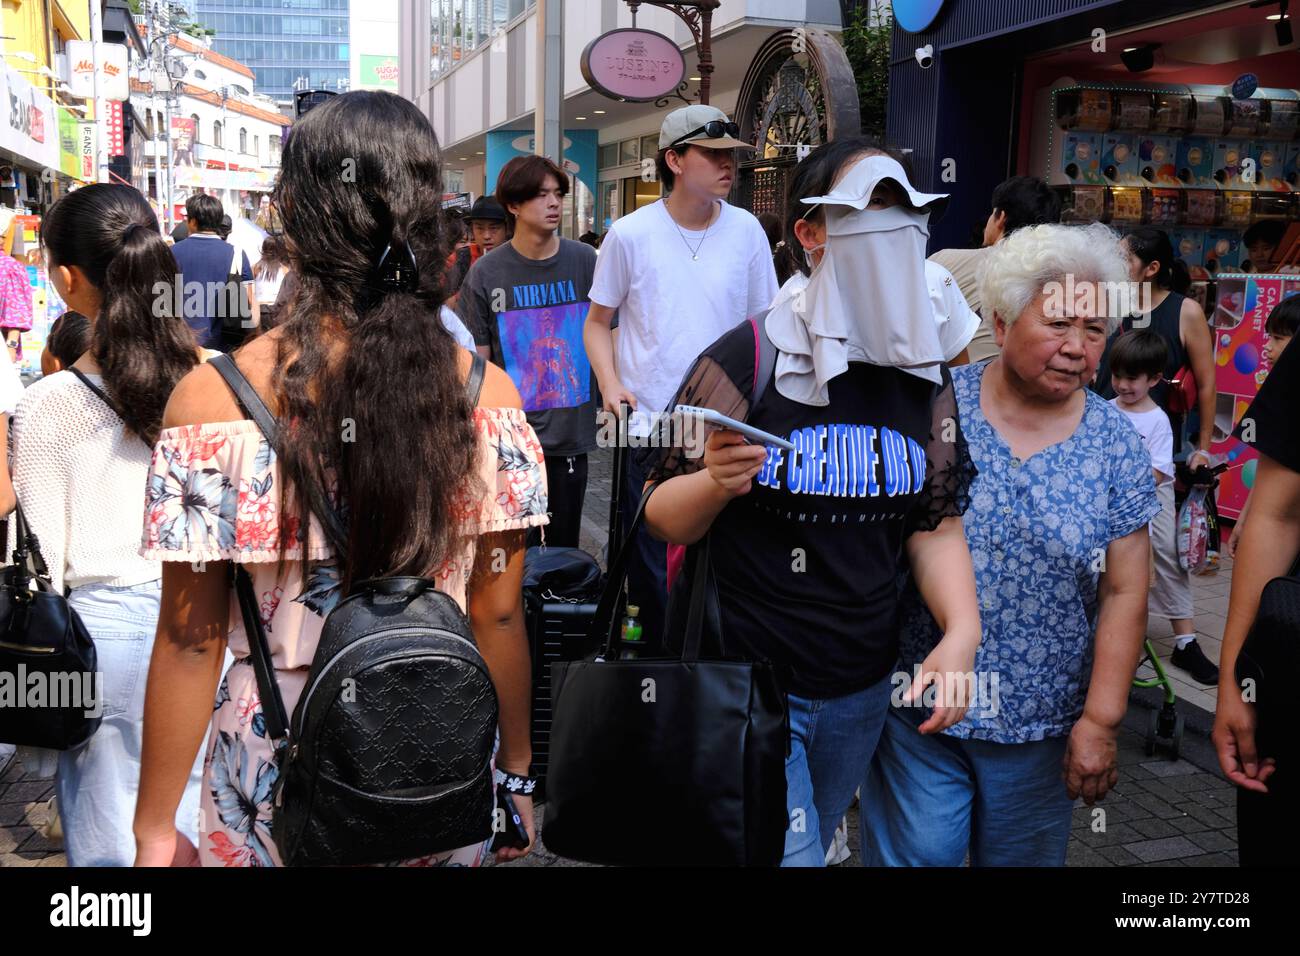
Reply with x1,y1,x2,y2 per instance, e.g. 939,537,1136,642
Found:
765,155,949,406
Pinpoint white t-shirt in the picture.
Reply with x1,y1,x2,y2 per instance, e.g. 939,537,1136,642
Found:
439,305,478,352
254,264,286,305
777,259,979,363
1111,399,1174,483
589,199,778,435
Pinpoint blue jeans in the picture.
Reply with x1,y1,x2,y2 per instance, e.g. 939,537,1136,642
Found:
782,674,893,867
56,580,203,866
861,707,1073,867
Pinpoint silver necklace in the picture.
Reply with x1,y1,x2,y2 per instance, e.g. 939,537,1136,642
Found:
669,203,716,261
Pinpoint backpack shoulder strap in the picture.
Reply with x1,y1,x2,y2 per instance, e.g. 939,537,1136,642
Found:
68,367,151,450
205,353,290,747
748,308,776,410
466,351,486,405
208,353,279,444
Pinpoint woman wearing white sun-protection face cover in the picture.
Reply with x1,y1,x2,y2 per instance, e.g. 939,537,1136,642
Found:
641,142,983,867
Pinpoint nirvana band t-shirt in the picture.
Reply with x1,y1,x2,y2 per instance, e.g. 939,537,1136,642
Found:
457,238,599,456
643,320,976,699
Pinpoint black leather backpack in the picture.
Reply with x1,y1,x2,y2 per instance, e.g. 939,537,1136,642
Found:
209,353,498,866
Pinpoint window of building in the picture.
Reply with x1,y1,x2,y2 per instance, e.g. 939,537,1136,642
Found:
598,143,618,169
213,121,223,148
191,114,201,143
619,139,639,166
640,134,659,160
240,128,248,153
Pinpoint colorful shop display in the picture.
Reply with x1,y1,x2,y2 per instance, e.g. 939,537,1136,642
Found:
1032,82,1299,280
1207,274,1300,519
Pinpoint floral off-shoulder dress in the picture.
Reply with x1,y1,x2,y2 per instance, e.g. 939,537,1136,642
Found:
140,408,548,867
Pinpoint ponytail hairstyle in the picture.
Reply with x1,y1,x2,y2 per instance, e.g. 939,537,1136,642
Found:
271,90,479,589
41,184,199,445
1123,227,1176,290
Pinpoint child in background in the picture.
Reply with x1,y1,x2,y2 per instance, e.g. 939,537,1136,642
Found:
40,310,92,376
1110,330,1219,685
1227,294,1300,558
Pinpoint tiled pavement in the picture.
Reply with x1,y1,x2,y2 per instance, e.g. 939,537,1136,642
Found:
0,445,1241,867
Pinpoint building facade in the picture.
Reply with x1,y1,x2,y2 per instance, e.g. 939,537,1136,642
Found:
350,0,399,93
401,0,846,237
193,0,350,107
132,30,289,229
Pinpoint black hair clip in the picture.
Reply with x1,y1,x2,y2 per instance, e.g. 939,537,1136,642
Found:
371,240,420,294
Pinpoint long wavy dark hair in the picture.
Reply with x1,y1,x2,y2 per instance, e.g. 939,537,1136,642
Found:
271,90,479,588
41,184,199,445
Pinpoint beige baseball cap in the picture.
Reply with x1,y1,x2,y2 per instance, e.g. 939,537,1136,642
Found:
658,105,753,151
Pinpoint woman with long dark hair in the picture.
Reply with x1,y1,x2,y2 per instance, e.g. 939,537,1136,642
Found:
11,184,204,865
1094,226,1219,684
252,234,289,331
132,91,546,867
641,140,982,866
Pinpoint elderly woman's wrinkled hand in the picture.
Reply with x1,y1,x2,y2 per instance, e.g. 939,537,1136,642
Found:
1063,715,1120,805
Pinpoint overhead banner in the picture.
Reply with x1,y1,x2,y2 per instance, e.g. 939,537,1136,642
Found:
57,108,84,180
1,67,59,171
486,129,598,201
359,54,400,91
65,41,131,102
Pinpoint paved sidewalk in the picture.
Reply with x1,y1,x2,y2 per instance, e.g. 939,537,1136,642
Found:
0,445,1241,867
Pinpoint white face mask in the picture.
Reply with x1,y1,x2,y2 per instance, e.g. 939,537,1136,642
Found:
766,156,949,406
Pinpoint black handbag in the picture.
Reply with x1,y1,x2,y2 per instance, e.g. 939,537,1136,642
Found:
209,353,499,866
543,483,790,867
1235,555,1300,763
0,502,100,750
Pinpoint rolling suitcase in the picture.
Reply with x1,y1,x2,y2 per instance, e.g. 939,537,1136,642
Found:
523,423,628,801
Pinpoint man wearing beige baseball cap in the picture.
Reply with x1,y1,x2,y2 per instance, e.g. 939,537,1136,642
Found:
585,105,778,647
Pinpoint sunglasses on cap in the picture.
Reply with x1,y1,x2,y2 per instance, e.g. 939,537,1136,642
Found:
670,120,741,148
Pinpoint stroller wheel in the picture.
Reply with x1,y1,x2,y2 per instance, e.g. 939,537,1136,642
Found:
1145,708,1159,756
1170,714,1185,759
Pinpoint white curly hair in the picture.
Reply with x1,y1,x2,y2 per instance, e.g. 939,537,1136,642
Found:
978,222,1133,335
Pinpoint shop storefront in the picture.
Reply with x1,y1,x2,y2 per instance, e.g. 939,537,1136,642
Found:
887,0,1299,518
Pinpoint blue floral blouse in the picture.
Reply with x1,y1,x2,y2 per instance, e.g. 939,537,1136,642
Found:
898,362,1160,744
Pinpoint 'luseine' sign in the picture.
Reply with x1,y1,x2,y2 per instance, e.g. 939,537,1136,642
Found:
581,29,686,103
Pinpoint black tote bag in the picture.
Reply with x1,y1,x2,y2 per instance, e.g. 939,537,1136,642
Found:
0,502,100,750
543,483,789,867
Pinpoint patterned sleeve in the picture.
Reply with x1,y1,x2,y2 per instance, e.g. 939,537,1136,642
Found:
905,367,978,536
140,421,331,563
468,407,550,534
1107,410,1162,541
641,320,756,482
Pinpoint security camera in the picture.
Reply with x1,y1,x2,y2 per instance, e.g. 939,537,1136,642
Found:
915,45,934,69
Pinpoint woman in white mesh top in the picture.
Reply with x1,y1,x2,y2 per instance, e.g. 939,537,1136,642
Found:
11,184,208,865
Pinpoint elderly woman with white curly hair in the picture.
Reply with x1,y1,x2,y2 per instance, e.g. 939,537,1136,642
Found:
862,222,1161,867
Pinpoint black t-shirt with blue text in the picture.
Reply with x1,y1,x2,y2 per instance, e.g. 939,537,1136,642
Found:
644,321,975,699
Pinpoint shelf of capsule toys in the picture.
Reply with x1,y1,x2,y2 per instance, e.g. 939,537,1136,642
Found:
1032,81,1299,314
1205,257,1300,521
1,210,59,379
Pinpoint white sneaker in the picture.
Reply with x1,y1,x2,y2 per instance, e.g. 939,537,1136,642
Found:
825,817,850,865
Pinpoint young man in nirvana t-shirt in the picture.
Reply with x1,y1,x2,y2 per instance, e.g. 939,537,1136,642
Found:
584,104,778,646
457,155,598,547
